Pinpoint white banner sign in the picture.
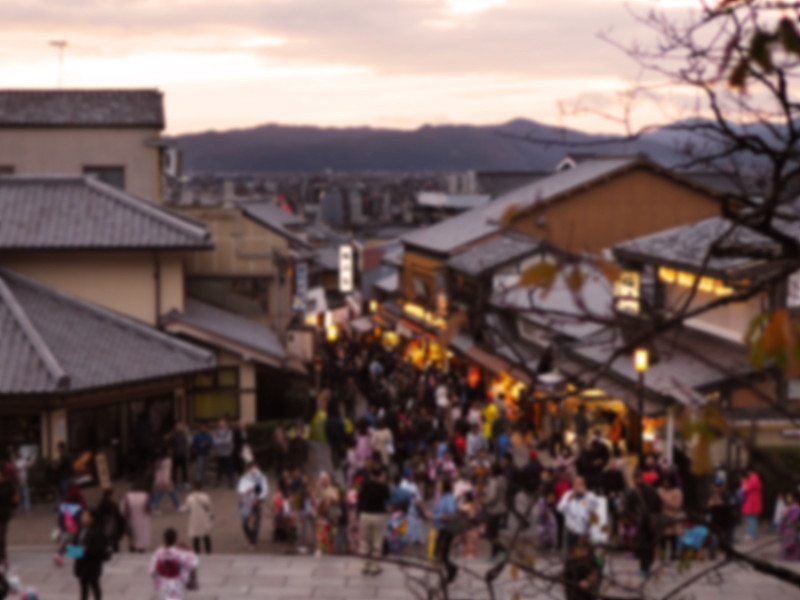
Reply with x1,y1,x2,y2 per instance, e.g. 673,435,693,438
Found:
339,245,354,293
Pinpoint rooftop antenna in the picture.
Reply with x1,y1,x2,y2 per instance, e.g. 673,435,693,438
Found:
48,40,67,88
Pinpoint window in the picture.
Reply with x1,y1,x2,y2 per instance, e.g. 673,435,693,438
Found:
83,166,125,190
187,277,270,316
189,368,239,421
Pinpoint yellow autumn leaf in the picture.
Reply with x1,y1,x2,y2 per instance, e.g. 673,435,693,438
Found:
566,267,586,292
510,564,519,580
762,308,789,355
501,204,523,225
691,436,713,476
596,259,621,284
519,262,558,289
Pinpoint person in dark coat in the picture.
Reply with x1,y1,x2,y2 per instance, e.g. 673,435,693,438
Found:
0,469,16,570
325,406,347,469
563,536,602,600
624,469,662,577
73,509,110,600
95,489,125,554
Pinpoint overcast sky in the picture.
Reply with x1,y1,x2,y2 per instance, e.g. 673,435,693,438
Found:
0,0,702,133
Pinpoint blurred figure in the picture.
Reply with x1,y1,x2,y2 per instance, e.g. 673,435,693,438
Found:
212,419,234,489
0,469,15,570
740,466,763,540
184,482,213,555
72,509,110,600
122,480,151,553
12,448,34,515
190,423,212,486
238,462,268,550
149,528,198,600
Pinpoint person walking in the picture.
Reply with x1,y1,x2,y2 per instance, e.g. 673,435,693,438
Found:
314,472,341,556
0,470,15,570
433,479,461,583
625,469,663,578
779,490,800,560
72,509,110,600
12,448,33,515
237,462,268,550
168,423,190,491
184,482,213,554
152,450,184,515
95,489,124,554
149,528,199,600
233,420,249,476
557,476,599,556
483,464,508,560
122,480,151,553
212,419,234,489
370,419,394,470
657,473,683,561
357,467,390,576
740,466,763,540
190,423,213,486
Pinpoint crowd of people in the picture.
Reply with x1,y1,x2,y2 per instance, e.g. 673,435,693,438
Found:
1,338,800,598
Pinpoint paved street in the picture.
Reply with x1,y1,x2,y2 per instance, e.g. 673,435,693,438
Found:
6,542,800,600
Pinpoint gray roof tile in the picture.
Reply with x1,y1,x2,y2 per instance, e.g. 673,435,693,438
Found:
0,176,212,250
238,200,310,248
0,270,215,394
402,157,642,256
0,89,164,128
447,233,540,276
613,216,793,277
167,298,287,362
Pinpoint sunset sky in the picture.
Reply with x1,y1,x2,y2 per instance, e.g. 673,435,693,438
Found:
0,0,703,134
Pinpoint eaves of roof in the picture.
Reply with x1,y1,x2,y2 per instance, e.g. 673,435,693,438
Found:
239,208,311,249
485,158,724,225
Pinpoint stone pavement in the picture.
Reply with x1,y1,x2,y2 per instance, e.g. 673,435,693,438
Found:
7,540,800,600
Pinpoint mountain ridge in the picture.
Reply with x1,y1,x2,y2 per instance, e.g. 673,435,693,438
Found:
171,118,687,174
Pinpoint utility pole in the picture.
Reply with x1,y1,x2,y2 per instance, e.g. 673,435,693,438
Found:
49,40,67,88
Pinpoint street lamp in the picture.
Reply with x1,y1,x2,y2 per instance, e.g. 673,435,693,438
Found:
634,348,649,456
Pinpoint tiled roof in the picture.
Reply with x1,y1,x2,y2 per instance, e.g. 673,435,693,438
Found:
613,216,791,278
0,89,164,128
238,200,310,248
492,266,614,340
563,326,753,407
164,298,287,364
402,157,648,256
447,233,540,277
0,177,212,250
401,205,500,255
0,270,215,394
482,157,640,222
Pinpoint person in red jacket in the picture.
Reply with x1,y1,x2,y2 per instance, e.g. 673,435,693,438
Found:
740,467,763,540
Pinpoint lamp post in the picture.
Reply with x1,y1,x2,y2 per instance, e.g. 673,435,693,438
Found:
634,348,649,457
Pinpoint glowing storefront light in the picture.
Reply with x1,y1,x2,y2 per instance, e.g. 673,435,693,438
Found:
658,267,733,297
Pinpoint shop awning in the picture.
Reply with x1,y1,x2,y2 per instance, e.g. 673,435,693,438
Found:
557,357,666,417
462,345,512,376
349,316,374,334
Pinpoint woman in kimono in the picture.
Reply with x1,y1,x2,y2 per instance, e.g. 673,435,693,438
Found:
314,472,340,555
149,528,198,600
779,491,800,561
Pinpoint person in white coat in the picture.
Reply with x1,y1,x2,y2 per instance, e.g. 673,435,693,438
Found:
184,482,213,554
237,462,268,550
557,476,599,556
